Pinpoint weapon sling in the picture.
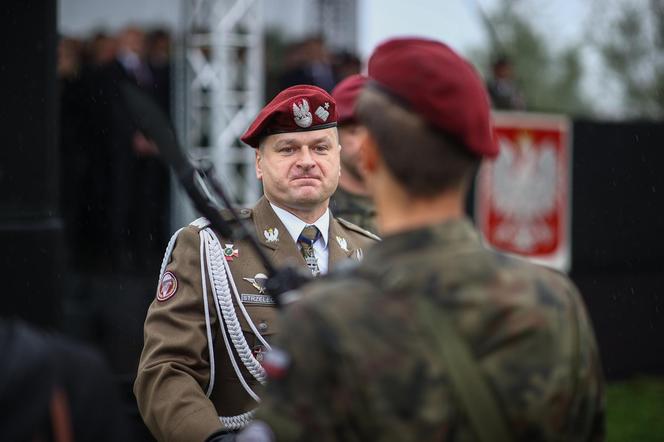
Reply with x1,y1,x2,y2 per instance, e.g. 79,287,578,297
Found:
416,296,514,442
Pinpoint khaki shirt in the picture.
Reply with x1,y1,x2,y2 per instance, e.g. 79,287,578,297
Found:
134,197,379,442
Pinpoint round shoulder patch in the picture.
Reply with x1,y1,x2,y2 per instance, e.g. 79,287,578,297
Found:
156,271,178,302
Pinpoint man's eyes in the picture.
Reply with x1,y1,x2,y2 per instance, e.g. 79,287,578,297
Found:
277,145,329,154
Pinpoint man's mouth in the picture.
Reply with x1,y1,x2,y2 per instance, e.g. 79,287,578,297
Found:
291,175,320,181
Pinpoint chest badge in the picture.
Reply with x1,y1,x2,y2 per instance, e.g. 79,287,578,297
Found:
263,227,279,243
223,244,239,261
243,273,268,295
336,236,349,252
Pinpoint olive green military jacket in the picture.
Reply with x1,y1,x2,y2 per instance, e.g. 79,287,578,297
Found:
134,197,379,442
329,186,377,234
255,218,605,441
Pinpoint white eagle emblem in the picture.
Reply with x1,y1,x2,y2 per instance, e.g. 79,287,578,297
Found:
263,227,279,243
491,134,558,251
336,236,349,252
293,99,313,128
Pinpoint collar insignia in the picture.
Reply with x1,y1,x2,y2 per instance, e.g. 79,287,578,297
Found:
336,236,349,252
355,248,364,261
263,227,279,243
223,244,239,261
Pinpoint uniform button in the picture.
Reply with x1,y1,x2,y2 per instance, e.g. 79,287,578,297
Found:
258,321,269,332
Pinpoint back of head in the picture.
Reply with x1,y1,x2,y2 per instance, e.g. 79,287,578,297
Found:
357,37,497,197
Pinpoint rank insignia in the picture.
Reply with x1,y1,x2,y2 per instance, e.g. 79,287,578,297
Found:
243,273,268,295
355,248,364,261
223,244,239,261
336,236,349,252
156,271,178,302
315,104,330,122
263,227,279,243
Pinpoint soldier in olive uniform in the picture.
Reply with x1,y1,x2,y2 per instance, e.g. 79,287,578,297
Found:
240,38,605,442
134,85,379,442
329,74,377,233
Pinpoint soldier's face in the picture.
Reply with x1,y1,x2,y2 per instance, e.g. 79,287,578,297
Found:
256,128,340,212
339,123,368,181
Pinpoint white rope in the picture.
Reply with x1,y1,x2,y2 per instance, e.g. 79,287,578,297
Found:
219,410,257,431
204,229,267,384
199,232,216,397
219,234,271,351
158,227,185,280
204,230,260,402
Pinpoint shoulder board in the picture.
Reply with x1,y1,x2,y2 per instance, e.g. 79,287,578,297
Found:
189,217,211,229
336,217,381,241
189,208,252,230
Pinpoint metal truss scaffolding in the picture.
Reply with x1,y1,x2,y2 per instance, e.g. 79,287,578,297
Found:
176,0,264,215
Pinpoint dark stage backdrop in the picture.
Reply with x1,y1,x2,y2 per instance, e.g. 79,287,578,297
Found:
0,1,64,328
571,120,664,379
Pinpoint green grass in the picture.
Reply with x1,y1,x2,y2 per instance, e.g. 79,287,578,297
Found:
607,377,664,442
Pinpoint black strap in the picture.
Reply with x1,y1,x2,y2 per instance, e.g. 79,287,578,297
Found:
416,296,514,442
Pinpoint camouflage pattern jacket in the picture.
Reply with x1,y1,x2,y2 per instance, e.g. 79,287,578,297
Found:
330,186,377,235
254,218,605,442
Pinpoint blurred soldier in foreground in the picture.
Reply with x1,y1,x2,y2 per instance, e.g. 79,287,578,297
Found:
134,85,378,442
329,74,377,233
239,38,605,442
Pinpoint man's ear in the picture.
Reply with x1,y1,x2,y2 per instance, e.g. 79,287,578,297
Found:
255,149,263,180
360,132,380,174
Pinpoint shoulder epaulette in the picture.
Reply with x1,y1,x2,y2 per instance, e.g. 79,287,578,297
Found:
336,217,381,241
189,208,252,231
189,217,211,229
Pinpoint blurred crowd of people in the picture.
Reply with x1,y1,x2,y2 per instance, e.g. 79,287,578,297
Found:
58,26,173,273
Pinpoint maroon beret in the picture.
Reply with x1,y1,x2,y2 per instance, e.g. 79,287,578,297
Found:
331,74,368,125
241,84,338,148
367,37,498,158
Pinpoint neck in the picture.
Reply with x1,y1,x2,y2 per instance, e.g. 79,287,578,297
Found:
269,198,329,224
373,179,465,236
338,172,370,196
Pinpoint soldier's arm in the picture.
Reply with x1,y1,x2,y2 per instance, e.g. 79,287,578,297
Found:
134,226,223,442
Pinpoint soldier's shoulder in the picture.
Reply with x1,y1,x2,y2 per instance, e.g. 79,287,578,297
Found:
335,217,381,242
186,208,253,232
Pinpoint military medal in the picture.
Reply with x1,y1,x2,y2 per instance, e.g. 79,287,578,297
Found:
252,344,267,363
223,244,239,261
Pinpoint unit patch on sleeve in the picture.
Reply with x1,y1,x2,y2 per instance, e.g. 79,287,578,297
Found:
156,271,178,302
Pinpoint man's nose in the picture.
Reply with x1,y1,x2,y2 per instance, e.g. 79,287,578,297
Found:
297,147,316,168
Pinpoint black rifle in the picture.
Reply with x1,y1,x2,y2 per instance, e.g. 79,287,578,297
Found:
120,82,310,306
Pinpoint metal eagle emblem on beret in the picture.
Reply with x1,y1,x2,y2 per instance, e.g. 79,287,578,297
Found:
292,99,313,128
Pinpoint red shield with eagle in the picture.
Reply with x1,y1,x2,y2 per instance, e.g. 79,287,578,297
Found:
475,112,571,272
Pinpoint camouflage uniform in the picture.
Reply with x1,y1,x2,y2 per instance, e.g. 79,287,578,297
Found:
330,187,377,234
134,197,379,442
254,218,605,441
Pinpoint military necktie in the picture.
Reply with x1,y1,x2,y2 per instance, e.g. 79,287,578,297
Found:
298,225,321,277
